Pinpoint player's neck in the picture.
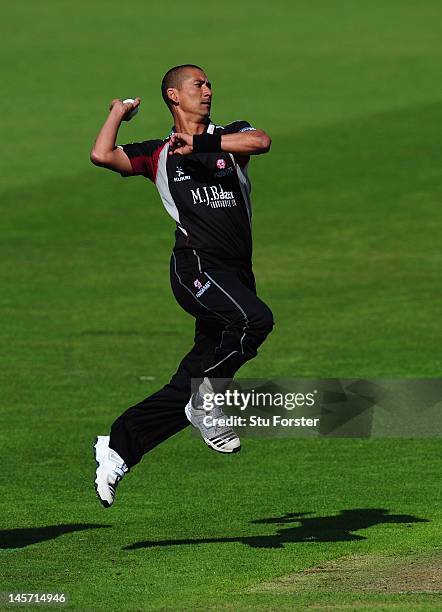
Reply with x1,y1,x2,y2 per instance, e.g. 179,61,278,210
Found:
173,114,209,136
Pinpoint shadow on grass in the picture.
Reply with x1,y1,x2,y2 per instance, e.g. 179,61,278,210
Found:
0,524,110,550
125,509,429,550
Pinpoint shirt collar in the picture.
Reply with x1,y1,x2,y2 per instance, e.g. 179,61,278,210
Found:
168,119,215,138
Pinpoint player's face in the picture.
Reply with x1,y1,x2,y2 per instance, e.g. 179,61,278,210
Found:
176,69,212,117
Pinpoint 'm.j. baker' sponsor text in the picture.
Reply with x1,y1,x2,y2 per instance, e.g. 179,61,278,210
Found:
191,185,237,208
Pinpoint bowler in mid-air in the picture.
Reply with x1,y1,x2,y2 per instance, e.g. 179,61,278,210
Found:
90,64,273,507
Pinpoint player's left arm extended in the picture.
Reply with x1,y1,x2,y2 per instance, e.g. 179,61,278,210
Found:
169,130,271,156
220,130,271,155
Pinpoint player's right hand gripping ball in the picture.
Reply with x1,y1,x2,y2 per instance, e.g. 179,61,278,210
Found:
122,98,139,121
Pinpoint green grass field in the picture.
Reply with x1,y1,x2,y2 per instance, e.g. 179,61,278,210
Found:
1,1,441,609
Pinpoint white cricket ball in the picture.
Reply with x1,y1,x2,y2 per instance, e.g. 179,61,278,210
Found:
122,98,139,120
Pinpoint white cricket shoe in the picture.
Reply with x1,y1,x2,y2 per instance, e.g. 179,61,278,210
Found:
94,436,129,507
185,392,241,454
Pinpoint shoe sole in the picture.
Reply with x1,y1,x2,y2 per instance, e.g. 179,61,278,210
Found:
185,404,241,454
204,436,241,454
93,437,111,508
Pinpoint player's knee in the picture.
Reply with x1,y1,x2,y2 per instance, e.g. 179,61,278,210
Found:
261,306,275,338
250,304,274,341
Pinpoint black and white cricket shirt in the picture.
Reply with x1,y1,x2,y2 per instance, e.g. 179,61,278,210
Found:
118,120,256,266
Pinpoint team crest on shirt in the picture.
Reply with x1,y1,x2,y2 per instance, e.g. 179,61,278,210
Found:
214,158,234,178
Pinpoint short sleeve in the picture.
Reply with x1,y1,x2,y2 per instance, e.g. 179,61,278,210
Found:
222,120,257,134
220,121,256,168
117,139,164,181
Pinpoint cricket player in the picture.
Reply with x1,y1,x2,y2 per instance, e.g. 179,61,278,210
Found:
90,64,273,507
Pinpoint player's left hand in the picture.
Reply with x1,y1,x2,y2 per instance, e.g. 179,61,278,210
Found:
169,132,193,155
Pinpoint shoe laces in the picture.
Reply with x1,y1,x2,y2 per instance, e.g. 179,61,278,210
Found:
114,464,127,478
110,463,128,486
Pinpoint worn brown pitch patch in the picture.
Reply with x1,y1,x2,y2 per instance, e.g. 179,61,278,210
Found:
249,551,442,594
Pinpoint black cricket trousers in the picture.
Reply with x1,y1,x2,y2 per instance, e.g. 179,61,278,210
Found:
109,248,274,468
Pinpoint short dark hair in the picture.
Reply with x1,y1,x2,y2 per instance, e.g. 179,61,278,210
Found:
161,64,204,111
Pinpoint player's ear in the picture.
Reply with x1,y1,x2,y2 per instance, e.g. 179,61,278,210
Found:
166,87,179,106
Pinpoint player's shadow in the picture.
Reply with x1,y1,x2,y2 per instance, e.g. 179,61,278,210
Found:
0,524,110,549
125,508,429,550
